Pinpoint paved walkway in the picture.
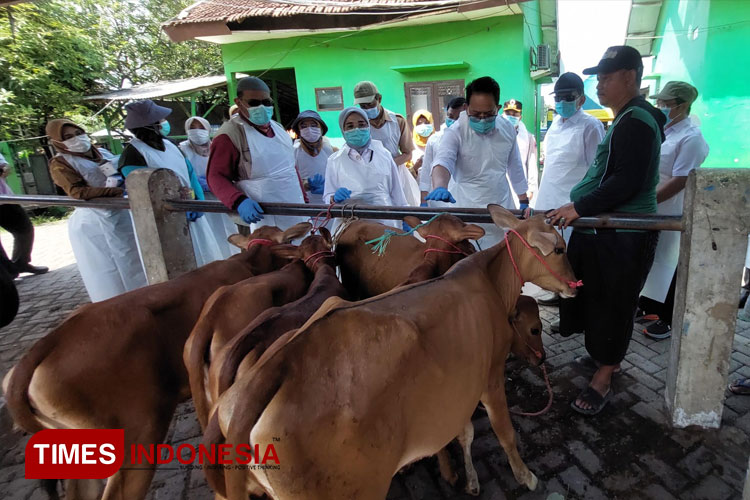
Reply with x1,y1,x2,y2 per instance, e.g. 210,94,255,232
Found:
1,220,749,499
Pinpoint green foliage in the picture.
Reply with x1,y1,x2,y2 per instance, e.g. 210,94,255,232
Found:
0,0,222,142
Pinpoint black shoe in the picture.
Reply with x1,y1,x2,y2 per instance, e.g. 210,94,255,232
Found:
741,289,749,309
643,320,672,340
537,294,560,307
16,264,49,275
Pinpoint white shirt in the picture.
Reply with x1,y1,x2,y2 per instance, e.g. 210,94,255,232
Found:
661,118,709,178
419,129,444,192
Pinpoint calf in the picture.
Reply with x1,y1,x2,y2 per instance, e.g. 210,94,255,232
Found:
186,227,326,428
2,223,309,500
210,206,578,499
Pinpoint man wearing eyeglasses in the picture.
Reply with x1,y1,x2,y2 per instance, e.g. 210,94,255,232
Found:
534,73,605,308
207,76,307,230
426,76,529,247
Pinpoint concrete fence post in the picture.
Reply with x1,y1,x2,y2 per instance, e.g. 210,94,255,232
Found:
125,168,196,284
667,168,750,428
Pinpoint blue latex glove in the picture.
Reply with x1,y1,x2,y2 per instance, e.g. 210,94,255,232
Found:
420,201,428,208
425,187,456,203
402,221,412,233
237,198,264,224
519,201,529,211
333,187,352,203
307,174,325,195
198,175,210,193
186,211,204,222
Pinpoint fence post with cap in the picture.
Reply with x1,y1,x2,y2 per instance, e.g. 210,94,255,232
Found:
126,168,197,284
666,168,750,428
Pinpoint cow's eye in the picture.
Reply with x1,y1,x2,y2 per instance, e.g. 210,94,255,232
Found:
554,247,564,255
531,328,541,336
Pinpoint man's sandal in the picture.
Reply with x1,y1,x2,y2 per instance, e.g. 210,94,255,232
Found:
571,387,611,416
728,378,750,395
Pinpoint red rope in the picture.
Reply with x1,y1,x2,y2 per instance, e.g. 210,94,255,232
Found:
246,238,275,250
504,229,583,289
510,364,554,417
303,250,335,270
310,202,336,234
422,235,470,257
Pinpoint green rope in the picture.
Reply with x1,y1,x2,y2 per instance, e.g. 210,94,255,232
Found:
365,214,443,256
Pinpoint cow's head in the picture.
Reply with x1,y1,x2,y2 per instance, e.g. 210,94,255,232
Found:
487,205,578,298
227,222,312,250
509,295,545,366
403,213,484,265
269,227,336,272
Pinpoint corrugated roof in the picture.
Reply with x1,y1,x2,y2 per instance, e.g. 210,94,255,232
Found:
165,0,504,26
85,75,227,101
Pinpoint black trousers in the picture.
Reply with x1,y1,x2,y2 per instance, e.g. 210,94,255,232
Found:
560,230,658,365
0,204,34,270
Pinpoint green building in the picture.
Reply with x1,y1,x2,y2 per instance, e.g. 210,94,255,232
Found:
163,0,559,143
626,0,750,168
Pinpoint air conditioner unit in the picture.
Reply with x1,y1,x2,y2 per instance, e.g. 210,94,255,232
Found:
536,44,551,70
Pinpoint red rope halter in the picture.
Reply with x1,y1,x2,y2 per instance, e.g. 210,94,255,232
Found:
422,234,471,257
503,229,583,289
246,238,276,251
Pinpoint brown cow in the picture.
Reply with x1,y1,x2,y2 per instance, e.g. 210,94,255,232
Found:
336,215,481,299
209,206,577,500
185,228,332,429
436,295,545,495
2,223,310,500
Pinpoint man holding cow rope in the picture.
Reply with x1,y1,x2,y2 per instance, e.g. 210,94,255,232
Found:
547,46,664,416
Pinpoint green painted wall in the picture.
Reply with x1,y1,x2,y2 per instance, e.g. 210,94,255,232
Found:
652,0,750,168
220,10,541,139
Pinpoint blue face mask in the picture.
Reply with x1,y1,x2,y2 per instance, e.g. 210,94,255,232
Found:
363,106,380,119
160,121,171,136
505,115,520,126
469,116,495,135
343,127,371,148
445,118,456,128
555,100,578,119
659,106,672,125
248,105,274,126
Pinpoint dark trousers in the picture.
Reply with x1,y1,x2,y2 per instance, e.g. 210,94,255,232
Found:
638,271,677,325
0,204,34,272
560,230,658,365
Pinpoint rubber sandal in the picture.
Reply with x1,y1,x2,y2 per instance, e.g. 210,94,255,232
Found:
571,386,611,416
635,314,660,325
728,378,750,395
574,355,621,374
643,320,672,340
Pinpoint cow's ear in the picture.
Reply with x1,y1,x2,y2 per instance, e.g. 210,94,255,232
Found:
281,222,312,243
403,216,423,233
271,244,300,260
488,204,520,230
509,306,521,322
456,223,485,241
318,227,332,246
527,230,557,256
227,234,249,249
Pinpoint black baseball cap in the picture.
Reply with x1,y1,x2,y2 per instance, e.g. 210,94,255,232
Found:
583,45,643,75
553,72,584,95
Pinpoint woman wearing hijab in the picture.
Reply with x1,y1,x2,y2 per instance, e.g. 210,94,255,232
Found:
323,107,407,228
410,109,435,179
118,100,224,267
179,116,239,259
291,110,336,204
47,119,147,301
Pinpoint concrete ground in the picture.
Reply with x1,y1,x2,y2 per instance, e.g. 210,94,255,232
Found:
1,220,749,499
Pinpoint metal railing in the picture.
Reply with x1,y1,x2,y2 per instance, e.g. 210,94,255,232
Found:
0,195,685,232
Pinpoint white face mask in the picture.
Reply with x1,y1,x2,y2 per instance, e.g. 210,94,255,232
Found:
300,126,322,143
187,129,210,145
62,134,91,153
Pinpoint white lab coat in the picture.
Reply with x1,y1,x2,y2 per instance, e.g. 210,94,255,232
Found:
534,109,605,212
294,139,334,205
129,138,225,267
419,128,456,208
433,111,528,247
369,108,420,207
179,140,240,259
507,120,538,208
641,119,709,302
62,148,147,301
234,120,307,232
323,140,407,229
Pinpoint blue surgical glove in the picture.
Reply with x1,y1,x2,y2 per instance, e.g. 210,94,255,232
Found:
198,175,210,193
237,198,264,224
333,187,352,203
519,201,529,211
186,211,204,222
420,201,428,208
308,174,325,195
402,221,412,233
425,187,456,203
